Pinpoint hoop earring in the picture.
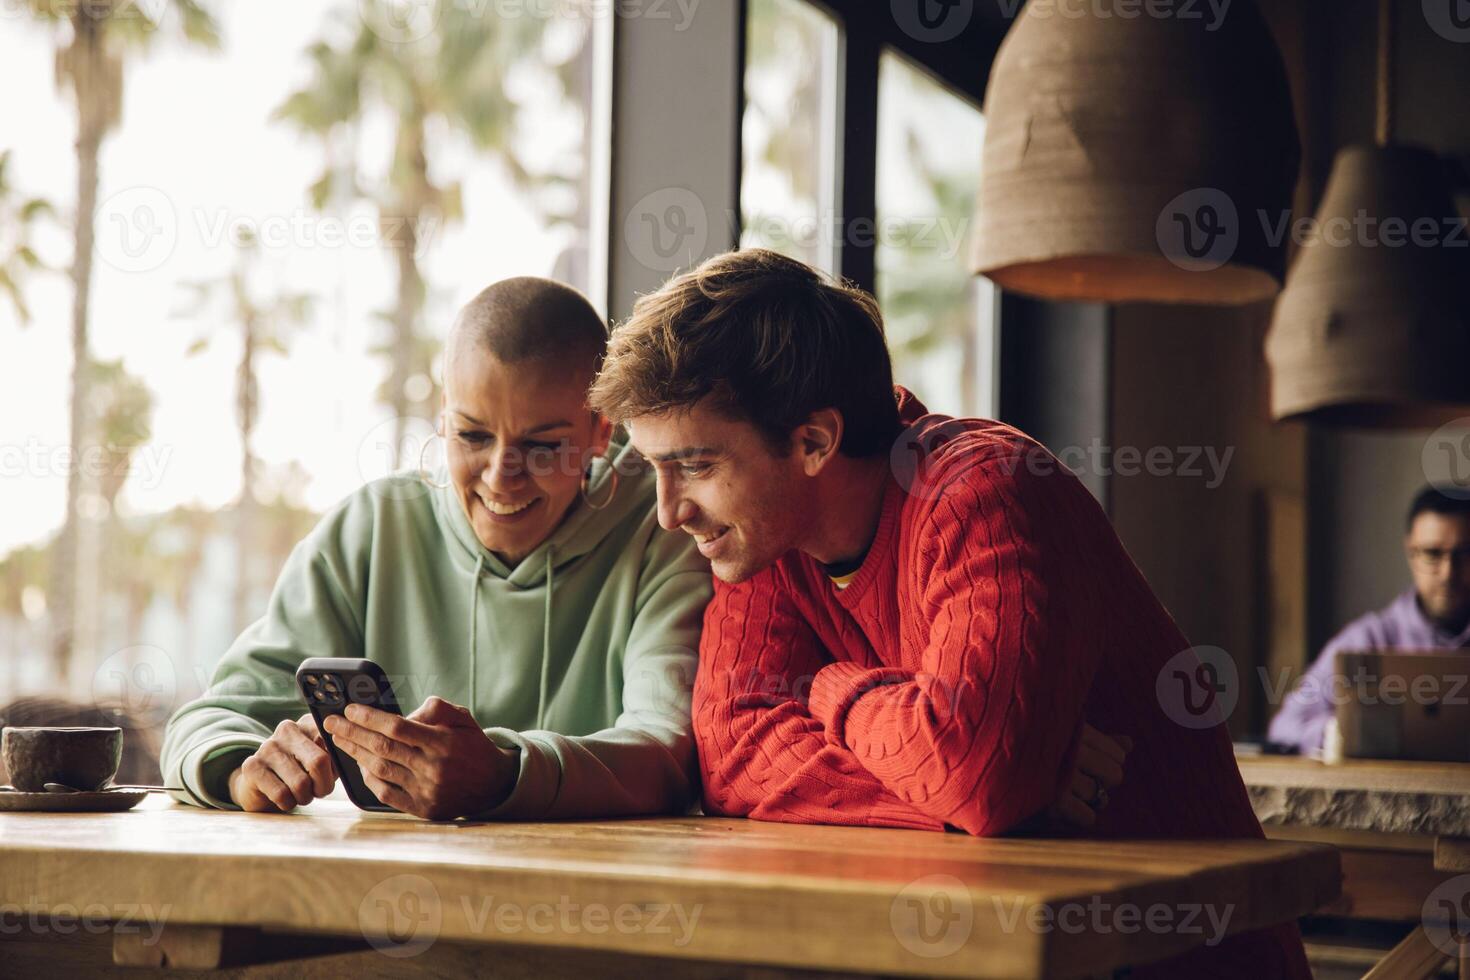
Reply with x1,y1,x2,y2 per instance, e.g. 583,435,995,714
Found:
581,458,620,510
418,430,450,490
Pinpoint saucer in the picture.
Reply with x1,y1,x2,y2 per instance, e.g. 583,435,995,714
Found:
0,786,149,813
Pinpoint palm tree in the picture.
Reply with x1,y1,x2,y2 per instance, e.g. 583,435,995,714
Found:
274,1,564,466
25,0,220,674
175,230,313,632
0,150,55,324
75,357,154,660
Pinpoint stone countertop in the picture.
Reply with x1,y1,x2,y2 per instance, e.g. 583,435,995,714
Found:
1237,754,1470,837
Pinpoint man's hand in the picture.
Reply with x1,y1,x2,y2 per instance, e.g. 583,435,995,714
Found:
1048,723,1132,830
323,696,519,821
228,713,337,813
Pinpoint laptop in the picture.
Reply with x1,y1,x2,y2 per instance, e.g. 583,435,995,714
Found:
1335,651,1470,762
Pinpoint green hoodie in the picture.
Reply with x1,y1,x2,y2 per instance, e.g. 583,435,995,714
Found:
160,431,712,819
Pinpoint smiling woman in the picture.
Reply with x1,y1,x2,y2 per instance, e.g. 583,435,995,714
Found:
159,277,713,822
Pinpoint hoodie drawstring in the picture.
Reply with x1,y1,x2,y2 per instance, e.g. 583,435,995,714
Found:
536,549,553,730
463,548,553,730
468,553,483,704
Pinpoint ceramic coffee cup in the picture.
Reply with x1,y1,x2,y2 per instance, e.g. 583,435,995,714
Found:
1,726,123,793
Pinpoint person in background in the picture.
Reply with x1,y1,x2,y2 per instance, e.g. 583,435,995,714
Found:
1268,485,1470,752
162,278,711,821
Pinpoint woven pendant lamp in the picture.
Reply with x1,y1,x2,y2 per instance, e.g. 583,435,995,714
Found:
1265,0,1470,427
969,0,1299,305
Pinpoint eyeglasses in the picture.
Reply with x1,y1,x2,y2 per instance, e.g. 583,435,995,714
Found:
1408,546,1470,571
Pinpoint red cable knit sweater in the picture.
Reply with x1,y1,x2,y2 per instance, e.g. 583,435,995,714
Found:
693,391,1311,979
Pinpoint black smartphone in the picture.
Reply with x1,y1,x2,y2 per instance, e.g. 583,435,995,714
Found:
295,657,403,812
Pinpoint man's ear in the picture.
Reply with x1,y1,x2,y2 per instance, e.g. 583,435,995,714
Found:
793,408,843,477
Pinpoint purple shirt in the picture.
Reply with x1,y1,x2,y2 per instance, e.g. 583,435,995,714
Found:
1267,589,1470,751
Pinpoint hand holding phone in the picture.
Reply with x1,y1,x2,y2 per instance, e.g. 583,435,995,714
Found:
295,657,403,812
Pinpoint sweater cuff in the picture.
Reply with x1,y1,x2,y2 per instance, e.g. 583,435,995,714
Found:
172,735,266,810
808,662,910,743
470,729,554,820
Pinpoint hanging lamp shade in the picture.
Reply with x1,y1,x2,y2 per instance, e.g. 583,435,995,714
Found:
1265,144,1470,426
970,0,1299,305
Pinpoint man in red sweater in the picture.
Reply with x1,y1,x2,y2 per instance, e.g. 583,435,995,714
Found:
589,248,1310,978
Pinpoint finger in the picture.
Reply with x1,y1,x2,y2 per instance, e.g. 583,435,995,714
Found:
342,704,438,748
244,757,297,812
296,713,326,744
260,742,316,806
1075,745,1125,789
1069,768,1097,803
230,768,276,813
280,722,337,796
325,716,423,767
335,737,417,789
1080,725,1130,766
360,769,414,815
410,696,472,727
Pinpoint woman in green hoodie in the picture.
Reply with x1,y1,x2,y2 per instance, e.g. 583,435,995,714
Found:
161,278,712,821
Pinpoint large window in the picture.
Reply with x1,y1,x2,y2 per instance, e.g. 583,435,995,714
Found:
0,2,605,707
875,51,994,419
740,0,841,275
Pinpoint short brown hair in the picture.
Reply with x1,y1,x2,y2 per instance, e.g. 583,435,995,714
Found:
590,249,900,456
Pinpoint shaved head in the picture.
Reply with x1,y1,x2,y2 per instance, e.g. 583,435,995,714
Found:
447,277,607,382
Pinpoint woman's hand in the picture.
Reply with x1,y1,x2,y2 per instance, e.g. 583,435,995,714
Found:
1048,723,1132,830
324,696,519,820
228,713,337,813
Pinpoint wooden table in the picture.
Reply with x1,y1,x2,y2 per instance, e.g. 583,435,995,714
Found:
0,796,1339,979
1237,754,1470,979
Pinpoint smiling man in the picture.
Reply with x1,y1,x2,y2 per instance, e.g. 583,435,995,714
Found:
589,248,1310,979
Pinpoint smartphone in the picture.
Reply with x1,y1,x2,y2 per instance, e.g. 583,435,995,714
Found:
295,657,403,812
